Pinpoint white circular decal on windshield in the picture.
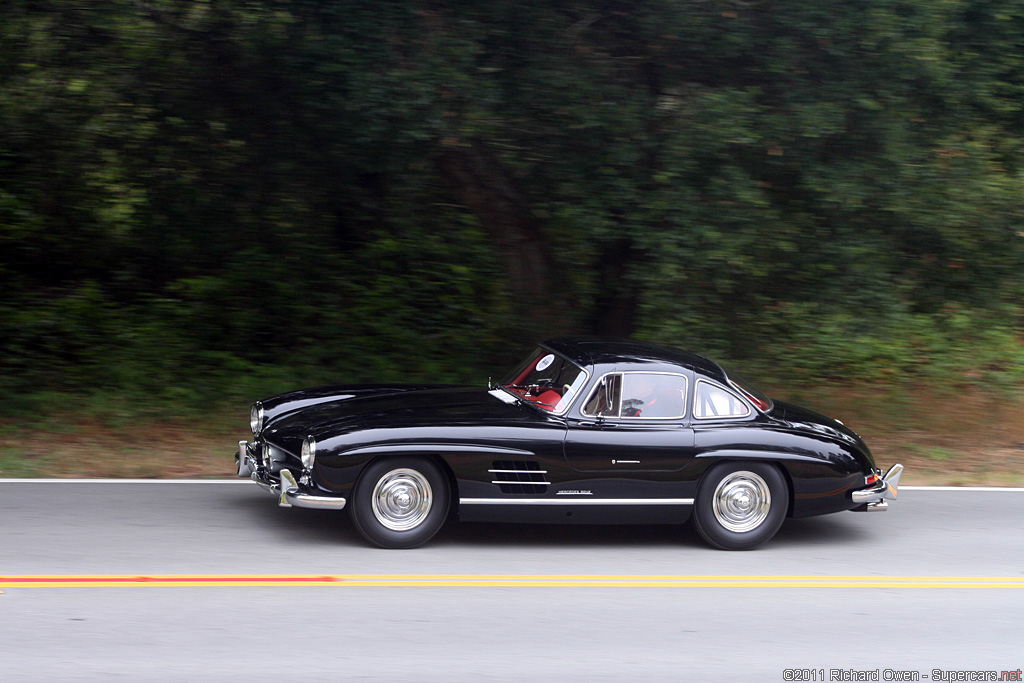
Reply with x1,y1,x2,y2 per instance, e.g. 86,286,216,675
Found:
535,354,555,372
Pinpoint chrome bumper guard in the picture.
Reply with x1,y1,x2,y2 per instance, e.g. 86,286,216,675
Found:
236,440,257,478
851,464,904,511
236,440,347,511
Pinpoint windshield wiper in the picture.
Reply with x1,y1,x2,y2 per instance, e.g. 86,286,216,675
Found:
497,384,559,411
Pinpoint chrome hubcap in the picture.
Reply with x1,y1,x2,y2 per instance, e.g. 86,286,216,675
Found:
712,471,771,533
371,468,433,531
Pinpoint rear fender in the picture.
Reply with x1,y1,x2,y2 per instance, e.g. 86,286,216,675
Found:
693,454,795,517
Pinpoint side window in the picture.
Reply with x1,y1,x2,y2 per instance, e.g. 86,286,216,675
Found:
694,380,751,419
583,374,622,417
620,373,688,419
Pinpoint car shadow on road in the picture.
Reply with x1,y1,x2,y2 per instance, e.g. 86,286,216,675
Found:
433,513,871,549
769,514,873,547
435,520,700,548
237,491,873,550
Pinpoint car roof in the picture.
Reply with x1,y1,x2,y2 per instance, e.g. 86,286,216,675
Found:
541,337,728,381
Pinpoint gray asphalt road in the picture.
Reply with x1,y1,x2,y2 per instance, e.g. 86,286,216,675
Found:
1,482,1022,682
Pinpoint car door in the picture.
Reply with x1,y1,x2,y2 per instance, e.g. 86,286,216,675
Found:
563,371,695,472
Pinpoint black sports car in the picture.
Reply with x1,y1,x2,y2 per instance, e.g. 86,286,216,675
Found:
236,337,902,550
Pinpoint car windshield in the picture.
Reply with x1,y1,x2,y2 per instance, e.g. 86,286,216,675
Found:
498,347,589,413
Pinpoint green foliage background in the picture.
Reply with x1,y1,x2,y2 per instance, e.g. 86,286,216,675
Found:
2,0,1023,411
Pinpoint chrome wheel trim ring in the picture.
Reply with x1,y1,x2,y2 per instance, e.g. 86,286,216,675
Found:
712,470,771,533
371,468,433,531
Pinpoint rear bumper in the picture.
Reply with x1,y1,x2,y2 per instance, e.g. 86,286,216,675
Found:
236,440,347,511
851,463,904,511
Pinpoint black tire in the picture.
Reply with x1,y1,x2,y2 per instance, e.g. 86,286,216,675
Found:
692,462,787,550
350,457,449,549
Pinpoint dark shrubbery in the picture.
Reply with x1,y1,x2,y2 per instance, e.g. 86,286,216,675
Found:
2,2,1022,415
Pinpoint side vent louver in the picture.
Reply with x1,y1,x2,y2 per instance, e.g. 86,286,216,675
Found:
489,460,549,494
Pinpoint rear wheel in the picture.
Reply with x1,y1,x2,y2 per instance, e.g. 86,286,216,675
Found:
692,462,787,550
350,457,449,549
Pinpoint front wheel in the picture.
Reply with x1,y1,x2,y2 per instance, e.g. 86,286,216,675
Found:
350,457,449,549
692,462,787,550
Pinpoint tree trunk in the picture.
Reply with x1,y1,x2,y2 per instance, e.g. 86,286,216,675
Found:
438,140,572,335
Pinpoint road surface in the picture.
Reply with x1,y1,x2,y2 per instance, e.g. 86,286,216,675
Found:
1,481,1022,681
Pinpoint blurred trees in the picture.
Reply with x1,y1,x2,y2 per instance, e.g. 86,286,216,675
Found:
2,0,1023,402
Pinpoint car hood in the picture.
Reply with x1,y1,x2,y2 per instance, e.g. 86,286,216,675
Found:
259,384,452,426
262,386,536,453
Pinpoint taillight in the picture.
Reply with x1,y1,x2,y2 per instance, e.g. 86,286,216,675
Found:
740,389,770,412
865,473,879,485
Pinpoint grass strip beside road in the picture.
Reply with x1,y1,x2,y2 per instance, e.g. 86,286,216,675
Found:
4,385,1024,485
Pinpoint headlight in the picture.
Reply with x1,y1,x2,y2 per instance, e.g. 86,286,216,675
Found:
250,402,264,435
300,436,316,471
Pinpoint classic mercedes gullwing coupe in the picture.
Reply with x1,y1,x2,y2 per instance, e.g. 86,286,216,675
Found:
236,338,902,550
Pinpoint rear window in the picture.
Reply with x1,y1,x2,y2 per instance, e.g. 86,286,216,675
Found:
694,380,751,420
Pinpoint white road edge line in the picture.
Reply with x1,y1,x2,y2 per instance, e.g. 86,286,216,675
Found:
900,486,1024,492
0,480,1022,492
0,479,251,484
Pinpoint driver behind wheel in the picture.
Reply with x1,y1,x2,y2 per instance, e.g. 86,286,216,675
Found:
621,374,685,418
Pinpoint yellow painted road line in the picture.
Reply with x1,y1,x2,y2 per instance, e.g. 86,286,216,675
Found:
2,574,1024,588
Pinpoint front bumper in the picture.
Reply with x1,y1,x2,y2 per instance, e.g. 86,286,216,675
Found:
851,463,904,511
236,440,347,511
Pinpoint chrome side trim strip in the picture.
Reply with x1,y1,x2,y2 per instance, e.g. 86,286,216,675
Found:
344,443,535,459
460,498,694,506
490,480,552,486
8,481,1022,490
